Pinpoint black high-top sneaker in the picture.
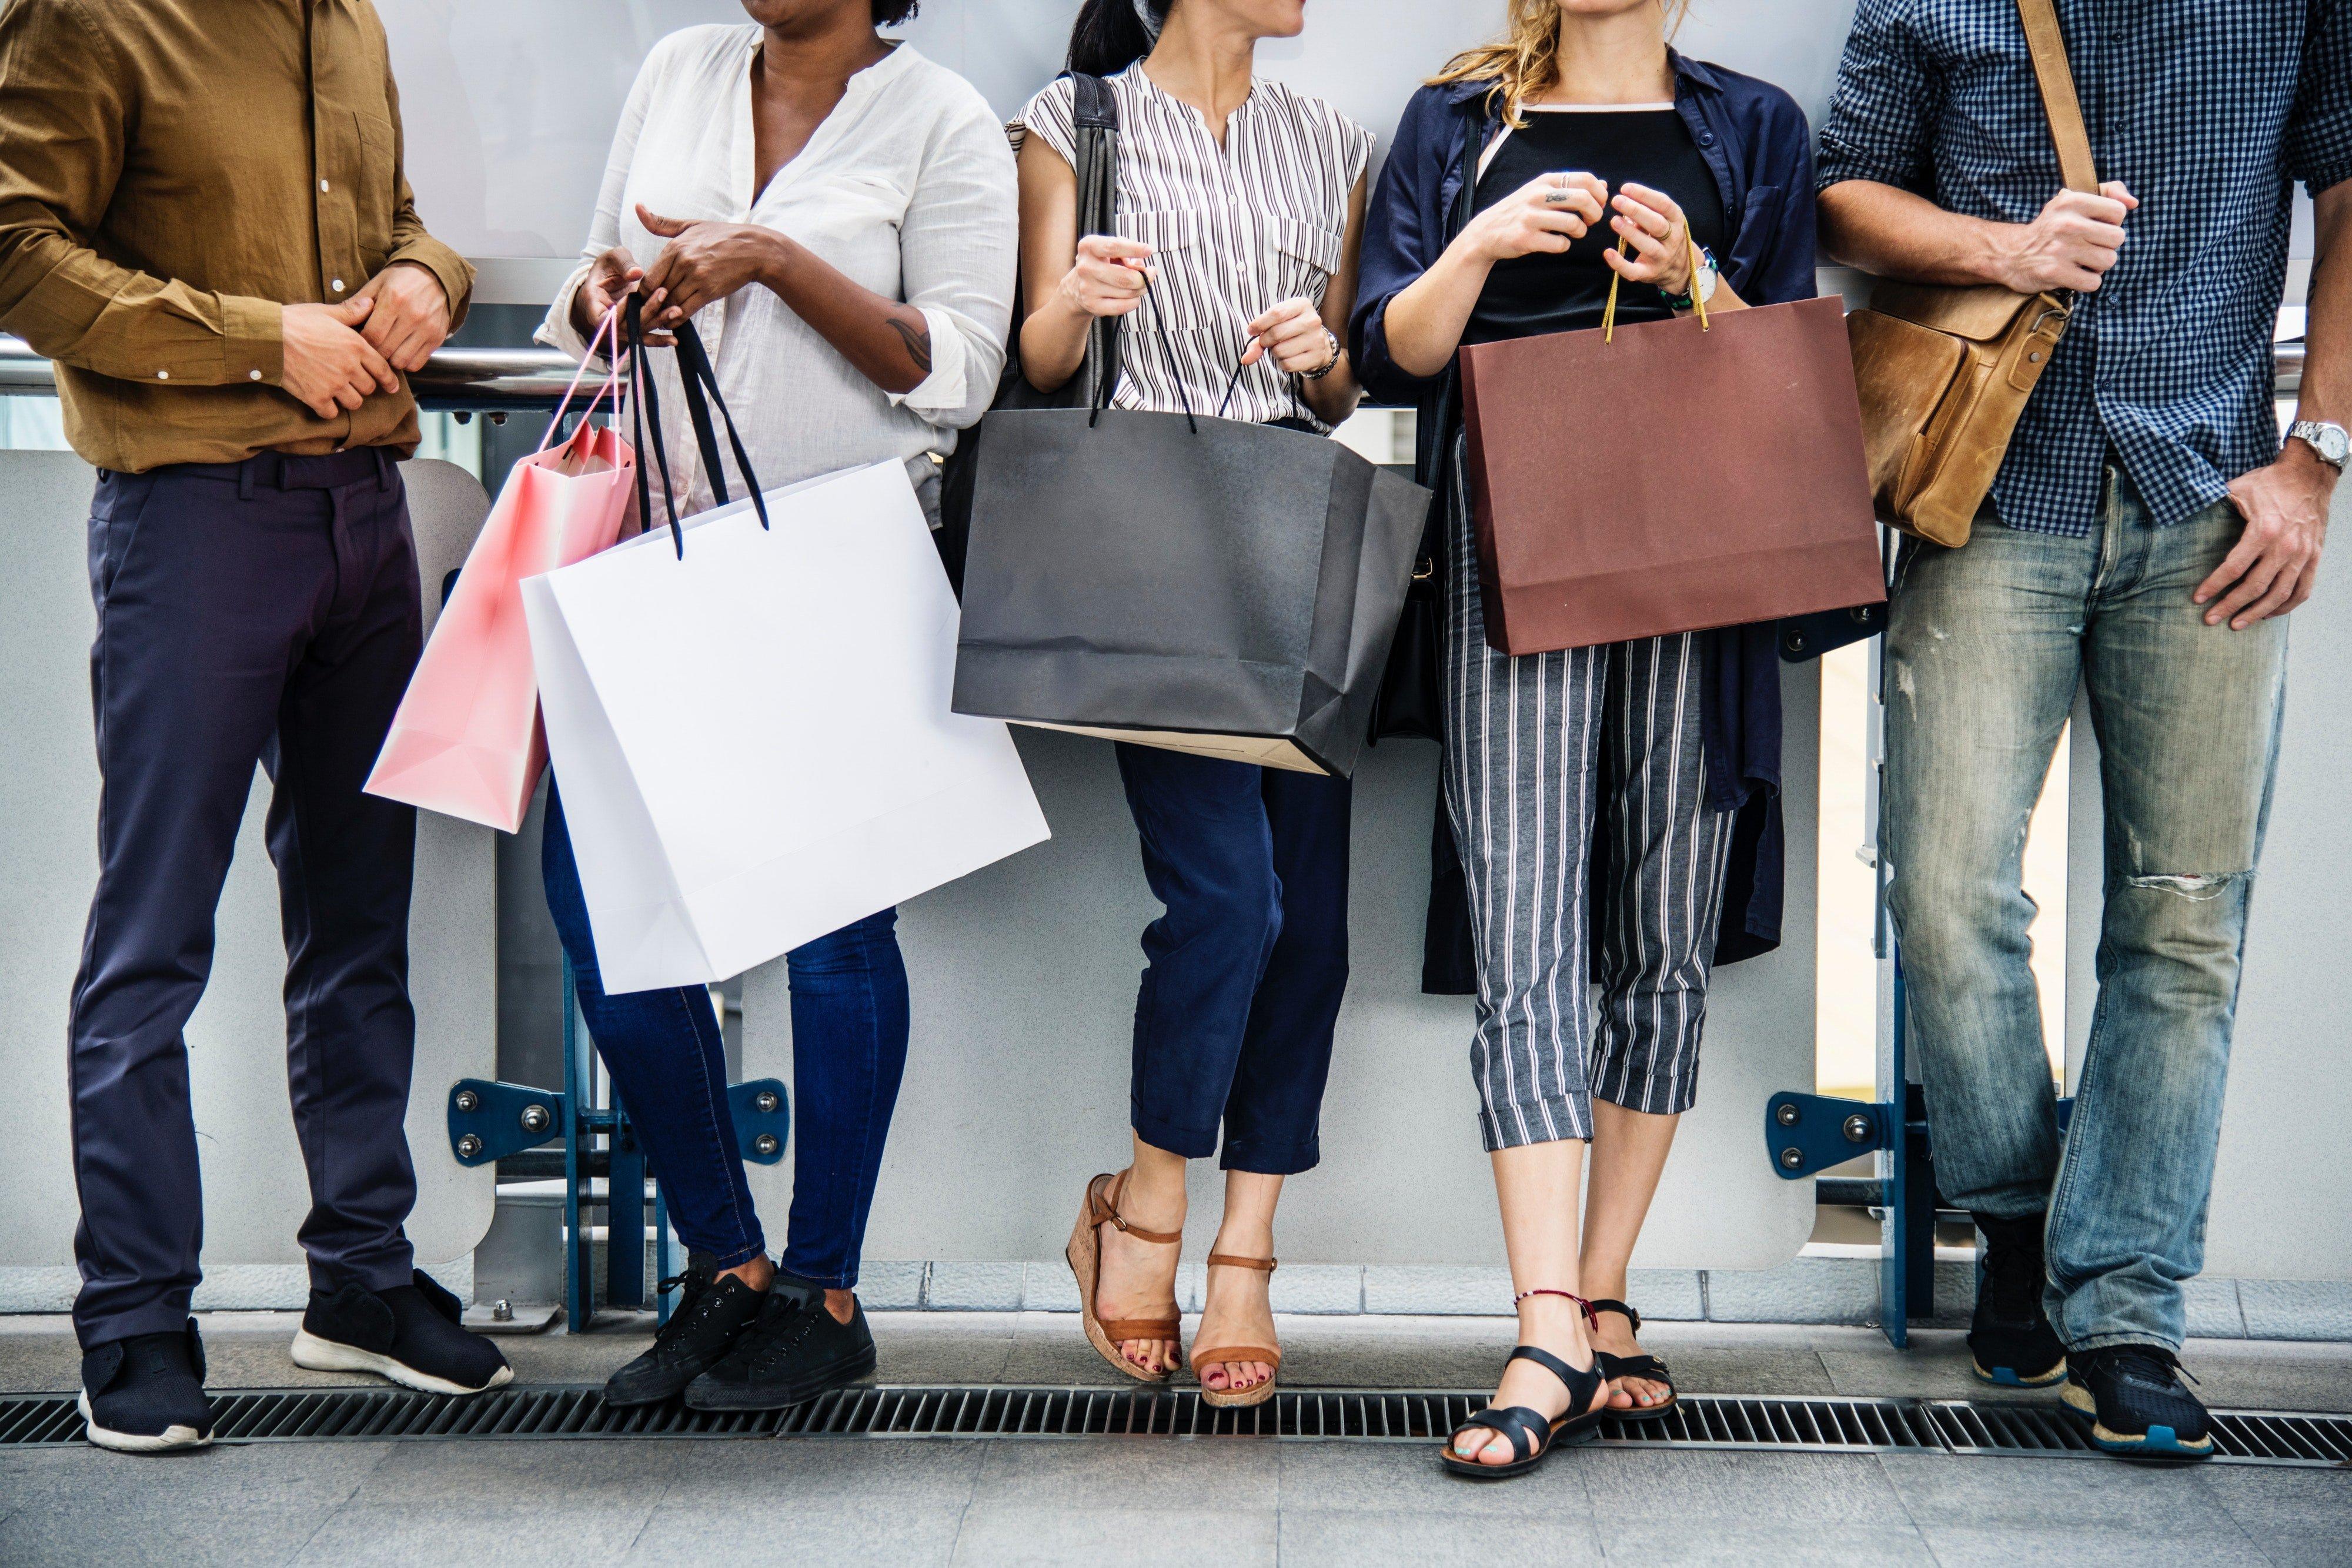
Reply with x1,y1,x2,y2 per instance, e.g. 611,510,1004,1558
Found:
603,1252,770,1406
80,1319,213,1453
2063,1345,2214,1459
291,1270,513,1394
684,1271,876,1411
1969,1212,2067,1388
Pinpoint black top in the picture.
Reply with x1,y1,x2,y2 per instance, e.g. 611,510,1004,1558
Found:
1465,108,1728,346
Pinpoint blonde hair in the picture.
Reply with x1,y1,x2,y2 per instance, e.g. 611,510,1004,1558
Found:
1431,1,1693,128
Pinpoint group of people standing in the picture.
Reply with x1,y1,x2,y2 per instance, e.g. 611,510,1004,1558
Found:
0,0,2338,1473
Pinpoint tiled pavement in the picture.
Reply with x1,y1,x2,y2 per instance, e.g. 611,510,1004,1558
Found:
2,1313,2346,1567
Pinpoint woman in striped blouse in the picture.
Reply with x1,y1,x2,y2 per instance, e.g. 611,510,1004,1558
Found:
1015,0,1372,1407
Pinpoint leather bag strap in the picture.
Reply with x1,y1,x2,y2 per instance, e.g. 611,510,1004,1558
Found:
2015,0,2099,196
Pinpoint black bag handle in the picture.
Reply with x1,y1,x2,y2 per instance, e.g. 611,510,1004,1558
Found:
621,293,768,559
624,295,684,557
670,317,768,533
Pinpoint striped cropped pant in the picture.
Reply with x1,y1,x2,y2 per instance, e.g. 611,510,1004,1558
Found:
1441,432,1738,1151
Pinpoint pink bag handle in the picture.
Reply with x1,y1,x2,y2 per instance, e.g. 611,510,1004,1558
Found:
536,300,629,455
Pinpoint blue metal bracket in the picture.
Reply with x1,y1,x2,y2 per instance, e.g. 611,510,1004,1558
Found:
1765,1092,1893,1176
447,1079,566,1167
728,1080,790,1164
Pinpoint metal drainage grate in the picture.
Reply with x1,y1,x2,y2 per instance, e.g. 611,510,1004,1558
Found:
1927,1399,2352,1466
4,1387,2342,1466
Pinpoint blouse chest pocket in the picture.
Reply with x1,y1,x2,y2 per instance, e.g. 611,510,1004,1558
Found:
1116,208,1206,259
1267,216,1345,307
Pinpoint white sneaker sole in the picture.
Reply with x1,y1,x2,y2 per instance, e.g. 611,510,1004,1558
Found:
289,1328,514,1395
78,1390,211,1453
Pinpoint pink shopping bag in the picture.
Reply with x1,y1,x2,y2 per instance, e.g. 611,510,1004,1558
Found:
366,311,637,832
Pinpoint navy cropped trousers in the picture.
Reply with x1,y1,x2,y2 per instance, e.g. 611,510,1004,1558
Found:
1115,744,1351,1174
68,450,424,1349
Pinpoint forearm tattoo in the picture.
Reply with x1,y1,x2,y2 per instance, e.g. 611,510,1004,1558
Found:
889,316,933,375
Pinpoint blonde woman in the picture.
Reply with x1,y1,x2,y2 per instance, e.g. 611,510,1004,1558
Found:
1349,0,1818,1477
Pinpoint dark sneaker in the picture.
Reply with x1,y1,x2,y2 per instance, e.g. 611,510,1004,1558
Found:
1968,1212,2067,1388
2063,1345,2215,1459
684,1273,876,1411
80,1320,213,1453
603,1252,770,1406
291,1270,513,1395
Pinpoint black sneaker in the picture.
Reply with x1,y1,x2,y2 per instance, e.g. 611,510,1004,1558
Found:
603,1252,771,1406
684,1273,876,1411
2062,1344,2214,1459
79,1320,213,1453
1968,1212,2067,1388
290,1270,513,1395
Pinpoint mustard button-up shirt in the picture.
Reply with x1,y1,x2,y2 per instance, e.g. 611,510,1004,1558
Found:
0,0,473,472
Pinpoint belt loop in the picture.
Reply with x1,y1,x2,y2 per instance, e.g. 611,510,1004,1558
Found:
239,457,256,502
376,447,393,493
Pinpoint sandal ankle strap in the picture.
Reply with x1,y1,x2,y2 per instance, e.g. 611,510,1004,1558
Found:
1090,1172,1183,1246
1587,1298,1641,1333
1205,1253,1277,1272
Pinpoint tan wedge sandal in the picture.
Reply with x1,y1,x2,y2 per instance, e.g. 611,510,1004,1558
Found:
1190,1253,1281,1409
1067,1171,1184,1384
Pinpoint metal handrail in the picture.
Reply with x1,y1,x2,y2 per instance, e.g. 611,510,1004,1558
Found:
0,333,2308,413
0,335,603,412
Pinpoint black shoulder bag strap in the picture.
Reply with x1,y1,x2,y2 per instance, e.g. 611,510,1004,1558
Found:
1068,72,1124,411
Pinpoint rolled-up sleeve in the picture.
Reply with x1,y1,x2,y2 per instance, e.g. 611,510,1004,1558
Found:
1348,86,1449,409
2287,0,2352,195
1815,0,1939,196
891,103,1019,428
0,0,284,384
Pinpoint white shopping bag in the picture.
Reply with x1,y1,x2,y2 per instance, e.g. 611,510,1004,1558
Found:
522,459,1050,993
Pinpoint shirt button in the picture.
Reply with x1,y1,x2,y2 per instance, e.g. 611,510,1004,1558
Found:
155,369,169,380
320,179,330,192
331,279,345,292
249,369,263,380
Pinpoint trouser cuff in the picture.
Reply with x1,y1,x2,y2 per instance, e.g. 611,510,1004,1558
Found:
1132,1106,1219,1162
1479,1093,1593,1153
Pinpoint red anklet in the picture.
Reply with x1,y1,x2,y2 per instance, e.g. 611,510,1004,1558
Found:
1513,1288,1601,1330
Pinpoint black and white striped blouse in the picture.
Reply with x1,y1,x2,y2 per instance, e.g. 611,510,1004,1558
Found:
1021,65,1372,432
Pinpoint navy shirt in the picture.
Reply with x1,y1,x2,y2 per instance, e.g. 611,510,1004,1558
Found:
1817,0,2352,537
1352,52,1820,965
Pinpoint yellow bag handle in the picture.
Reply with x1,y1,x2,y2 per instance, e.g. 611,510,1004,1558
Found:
1603,227,1709,343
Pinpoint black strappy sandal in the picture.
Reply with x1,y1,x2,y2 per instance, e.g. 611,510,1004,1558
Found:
1440,1293,1609,1480
1590,1298,1678,1421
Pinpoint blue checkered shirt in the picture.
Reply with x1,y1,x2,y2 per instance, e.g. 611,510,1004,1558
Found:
1817,0,2352,536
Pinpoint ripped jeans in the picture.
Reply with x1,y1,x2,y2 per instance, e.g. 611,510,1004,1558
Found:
1883,468,2287,1352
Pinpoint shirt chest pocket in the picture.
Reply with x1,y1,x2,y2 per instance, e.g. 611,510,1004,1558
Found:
350,109,397,266
1266,216,1345,308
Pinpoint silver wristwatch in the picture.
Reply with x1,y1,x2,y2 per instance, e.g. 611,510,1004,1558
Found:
2288,419,2351,471
1301,326,1342,381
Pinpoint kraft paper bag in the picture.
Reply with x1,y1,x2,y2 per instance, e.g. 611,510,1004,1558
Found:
1461,295,1885,656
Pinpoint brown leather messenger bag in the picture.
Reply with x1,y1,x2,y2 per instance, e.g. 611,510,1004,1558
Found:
1845,0,2099,547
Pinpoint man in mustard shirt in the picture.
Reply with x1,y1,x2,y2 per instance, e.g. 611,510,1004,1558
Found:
0,0,510,1451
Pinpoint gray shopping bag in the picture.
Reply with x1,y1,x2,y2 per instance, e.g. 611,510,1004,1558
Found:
952,400,1430,779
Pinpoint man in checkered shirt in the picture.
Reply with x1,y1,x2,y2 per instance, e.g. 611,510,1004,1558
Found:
1818,0,2348,1460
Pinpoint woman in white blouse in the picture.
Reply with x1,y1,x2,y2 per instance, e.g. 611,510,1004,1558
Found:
1018,0,1372,1409
533,0,1015,1414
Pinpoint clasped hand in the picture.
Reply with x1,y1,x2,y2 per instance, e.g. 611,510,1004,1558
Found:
1467,172,1699,297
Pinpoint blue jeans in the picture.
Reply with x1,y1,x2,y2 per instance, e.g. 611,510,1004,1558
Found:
1883,471,2288,1353
540,784,911,1288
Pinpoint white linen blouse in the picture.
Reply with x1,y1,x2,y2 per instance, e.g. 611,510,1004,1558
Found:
537,28,1018,523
